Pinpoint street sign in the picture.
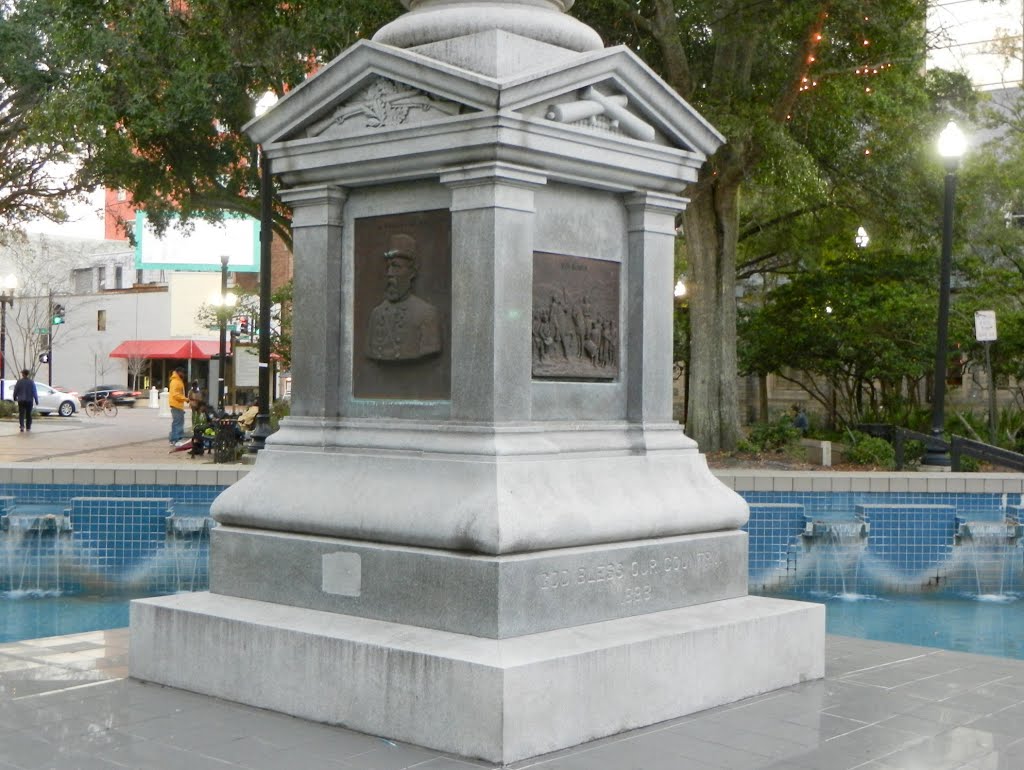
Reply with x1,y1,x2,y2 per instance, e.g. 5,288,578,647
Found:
34,328,48,334
975,310,997,342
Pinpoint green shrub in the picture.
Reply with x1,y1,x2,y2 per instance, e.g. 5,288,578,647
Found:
736,438,758,454
0,401,14,419
956,455,981,472
743,416,801,453
902,439,925,467
270,399,290,430
842,431,896,469
996,408,1024,449
861,402,933,434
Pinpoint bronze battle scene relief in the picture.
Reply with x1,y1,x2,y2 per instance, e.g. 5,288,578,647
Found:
353,211,451,400
532,253,619,380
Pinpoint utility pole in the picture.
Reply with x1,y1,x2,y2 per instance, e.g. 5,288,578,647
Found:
47,290,53,385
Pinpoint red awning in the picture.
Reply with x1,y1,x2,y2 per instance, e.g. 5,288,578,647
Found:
108,340,228,360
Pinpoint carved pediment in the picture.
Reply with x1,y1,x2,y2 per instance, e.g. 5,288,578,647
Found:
499,48,727,156
542,85,656,143
305,77,466,139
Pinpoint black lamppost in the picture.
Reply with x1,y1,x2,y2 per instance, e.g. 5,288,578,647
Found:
212,254,235,412
0,274,16,401
249,91,278,453
923,120,967,468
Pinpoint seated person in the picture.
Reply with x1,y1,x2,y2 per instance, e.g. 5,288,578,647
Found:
237,403,260,433
189,403,212,455
790,404,809,434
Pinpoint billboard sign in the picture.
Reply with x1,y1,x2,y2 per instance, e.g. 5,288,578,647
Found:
134,212,260,272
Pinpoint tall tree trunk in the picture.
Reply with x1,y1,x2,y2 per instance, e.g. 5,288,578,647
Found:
684,175,742,452
758,374,769,423
611,0,827,453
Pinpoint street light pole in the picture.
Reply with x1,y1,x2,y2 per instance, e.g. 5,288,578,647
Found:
924,121,966,468
0,275,16,402
250,139,274,453
217,254,229,412
249,91,279,453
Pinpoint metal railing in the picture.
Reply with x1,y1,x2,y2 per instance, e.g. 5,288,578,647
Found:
855,423,1024,472
951,436,1024,473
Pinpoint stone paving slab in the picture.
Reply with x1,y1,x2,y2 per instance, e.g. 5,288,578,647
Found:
2,629,1024,768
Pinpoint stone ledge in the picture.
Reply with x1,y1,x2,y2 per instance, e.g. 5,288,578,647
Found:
0,463,250,487
713,469,1024,494
130,592,824,765
799,438,848,466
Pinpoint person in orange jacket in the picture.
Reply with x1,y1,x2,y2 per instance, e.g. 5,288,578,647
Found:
168,367,187,444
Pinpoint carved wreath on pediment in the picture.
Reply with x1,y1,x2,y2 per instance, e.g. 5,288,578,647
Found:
307,78,461,138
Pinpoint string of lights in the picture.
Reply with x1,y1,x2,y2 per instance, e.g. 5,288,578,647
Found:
790,8,900,101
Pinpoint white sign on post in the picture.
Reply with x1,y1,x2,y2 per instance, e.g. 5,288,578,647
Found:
975,310,998,342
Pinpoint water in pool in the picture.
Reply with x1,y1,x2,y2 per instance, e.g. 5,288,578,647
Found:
4,589,1022,661
1,591,155,643
766,590,1024,660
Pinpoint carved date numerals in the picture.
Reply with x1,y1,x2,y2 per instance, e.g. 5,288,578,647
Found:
623,585,652,604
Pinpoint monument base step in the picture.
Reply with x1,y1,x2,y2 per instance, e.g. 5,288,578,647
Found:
130,592,824,765
210,527,750,637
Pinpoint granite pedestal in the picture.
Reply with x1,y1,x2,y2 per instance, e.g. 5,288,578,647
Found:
130,0,824,762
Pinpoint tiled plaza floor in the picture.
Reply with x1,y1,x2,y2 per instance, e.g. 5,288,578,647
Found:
1,629,1023,769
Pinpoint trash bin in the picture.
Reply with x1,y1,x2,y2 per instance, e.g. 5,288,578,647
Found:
213,417,240,464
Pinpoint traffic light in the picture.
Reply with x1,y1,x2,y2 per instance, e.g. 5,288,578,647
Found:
39,352,50,364
51,303,65,325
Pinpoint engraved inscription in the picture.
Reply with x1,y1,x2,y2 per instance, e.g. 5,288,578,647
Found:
533,252,619,380
536,550,724,601
623,585,651,604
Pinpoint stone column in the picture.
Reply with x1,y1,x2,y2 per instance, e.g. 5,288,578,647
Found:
277,185,346,420
624,191,687,426
441,162,546,423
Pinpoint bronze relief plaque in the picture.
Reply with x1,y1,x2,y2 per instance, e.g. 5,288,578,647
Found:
532,252,619,380
353,210,451,400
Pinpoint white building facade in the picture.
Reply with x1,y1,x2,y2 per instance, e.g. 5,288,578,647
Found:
0,233,225,394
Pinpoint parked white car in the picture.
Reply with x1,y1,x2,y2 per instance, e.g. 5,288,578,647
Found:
1,380,81,416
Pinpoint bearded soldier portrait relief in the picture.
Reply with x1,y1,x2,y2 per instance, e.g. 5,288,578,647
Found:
366,234,442,362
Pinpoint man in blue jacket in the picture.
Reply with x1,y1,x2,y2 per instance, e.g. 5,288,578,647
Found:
12,369,38,432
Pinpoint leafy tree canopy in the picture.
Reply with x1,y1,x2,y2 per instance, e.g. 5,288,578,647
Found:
0,0,92,230
954,83,1024,393
1,0,403,239
575,0,971,449
739,247,940,426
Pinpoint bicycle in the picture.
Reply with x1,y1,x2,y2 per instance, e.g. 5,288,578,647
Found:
84,396,118,417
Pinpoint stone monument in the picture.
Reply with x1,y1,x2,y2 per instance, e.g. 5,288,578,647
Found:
130,1,824,763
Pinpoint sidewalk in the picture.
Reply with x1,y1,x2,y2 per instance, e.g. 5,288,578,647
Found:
0,404,246,465
3,628,1024,769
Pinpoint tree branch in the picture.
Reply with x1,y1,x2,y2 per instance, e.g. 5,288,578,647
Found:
772,3,831,124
